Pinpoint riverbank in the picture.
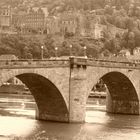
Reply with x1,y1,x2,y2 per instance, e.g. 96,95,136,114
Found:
89,91,106,98
0,85,30,95
0,93,33,100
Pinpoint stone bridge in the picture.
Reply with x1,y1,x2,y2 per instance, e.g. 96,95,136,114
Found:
0,57,140,123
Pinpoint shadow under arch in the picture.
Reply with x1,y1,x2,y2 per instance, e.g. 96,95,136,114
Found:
100,71,139,115
13,73,69,122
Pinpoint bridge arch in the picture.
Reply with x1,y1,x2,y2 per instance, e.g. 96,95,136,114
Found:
87,71,139,115
0,69,69,122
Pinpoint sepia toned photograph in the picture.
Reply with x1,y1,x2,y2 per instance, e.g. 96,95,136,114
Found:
0,0,140,139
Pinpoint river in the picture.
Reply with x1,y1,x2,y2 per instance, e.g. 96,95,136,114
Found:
0,94,140,140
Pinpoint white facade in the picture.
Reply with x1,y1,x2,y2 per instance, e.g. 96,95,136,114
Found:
133,47,140,55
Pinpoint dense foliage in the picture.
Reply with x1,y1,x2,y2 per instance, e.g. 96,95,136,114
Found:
0,34,102,59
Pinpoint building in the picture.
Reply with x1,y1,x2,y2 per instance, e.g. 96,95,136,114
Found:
9,77,25,86
14,7,48,34
59,11,79,35
119,49,131,57
93,23,106,39
119,47,140,63
46,16,60,35
12,9,108,39
119,47,140,57
133,47,140,55
45,10,81,36
0,54,18,60
12,11,26,30
80,11,106,39
0,6,12,32
107,24,126,39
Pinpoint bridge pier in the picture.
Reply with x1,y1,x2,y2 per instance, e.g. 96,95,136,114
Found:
36,112,69,122
106,93,140,115
69,64,87,123
35,101,69,122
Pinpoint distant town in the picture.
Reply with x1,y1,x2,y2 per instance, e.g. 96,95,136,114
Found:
0,0,140,60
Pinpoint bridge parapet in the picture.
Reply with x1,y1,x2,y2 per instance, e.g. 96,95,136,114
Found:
0,59,70,68
87,59,139,69
0,57,140,69
70,57,140,69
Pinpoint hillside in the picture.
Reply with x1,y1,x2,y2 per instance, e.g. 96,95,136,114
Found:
0,0,129,13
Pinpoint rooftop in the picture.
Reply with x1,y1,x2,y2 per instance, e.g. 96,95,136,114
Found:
0,55,18,60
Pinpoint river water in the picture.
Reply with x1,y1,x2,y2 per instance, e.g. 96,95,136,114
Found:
0,94,140,140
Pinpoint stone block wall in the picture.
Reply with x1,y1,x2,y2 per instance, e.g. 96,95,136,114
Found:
69,65,87,123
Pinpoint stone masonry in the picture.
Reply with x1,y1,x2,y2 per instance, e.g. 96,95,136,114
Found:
0,58,140,123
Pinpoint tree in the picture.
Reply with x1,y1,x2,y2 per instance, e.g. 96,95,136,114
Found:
43,35,56,58
104,5,113,15
133,29,140,47
121,31,136,55
0,34,43,59
23,46,33,59
127,32,135,54
125,17,135,31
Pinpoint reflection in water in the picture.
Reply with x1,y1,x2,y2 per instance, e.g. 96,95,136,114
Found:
0,116,36,137
4,108,35,116
86,110,109,124
0,95,140,140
